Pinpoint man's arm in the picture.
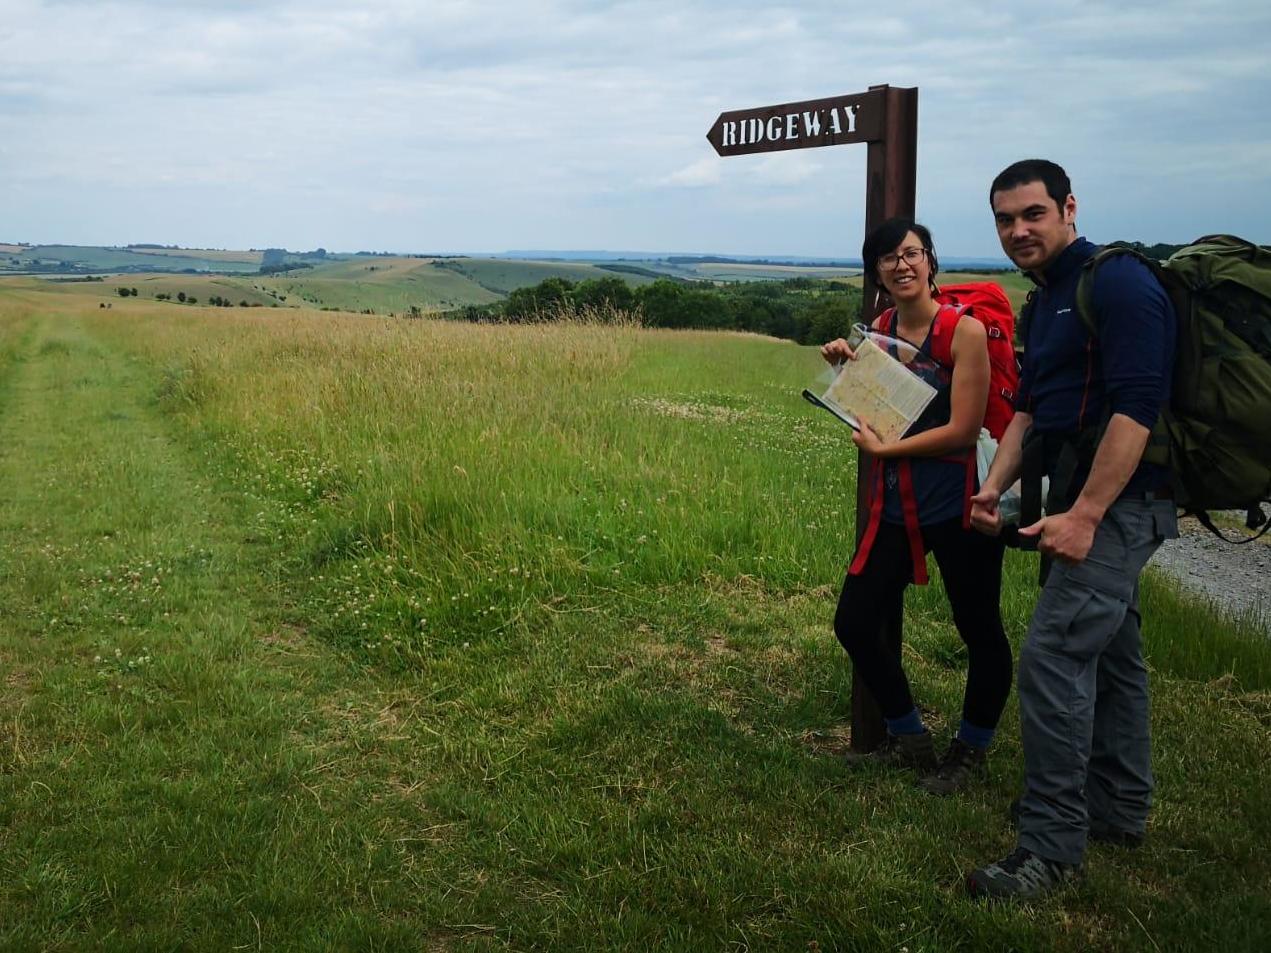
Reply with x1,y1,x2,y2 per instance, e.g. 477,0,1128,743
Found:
1017,412,1149,562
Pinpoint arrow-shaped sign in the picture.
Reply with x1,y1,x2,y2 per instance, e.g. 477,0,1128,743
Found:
706,88,886,157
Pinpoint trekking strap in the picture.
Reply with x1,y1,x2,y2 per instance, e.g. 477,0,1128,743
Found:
848,458,930,586
1193,508,1271,544
1019,432,1045,545
958,450,975,530
897,459,929,585
848,460,887,578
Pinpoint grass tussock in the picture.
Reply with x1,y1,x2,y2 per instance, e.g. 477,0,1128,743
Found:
98,304,850,656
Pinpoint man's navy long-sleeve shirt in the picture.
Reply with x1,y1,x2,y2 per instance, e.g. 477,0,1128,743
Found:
1016,237,1176,496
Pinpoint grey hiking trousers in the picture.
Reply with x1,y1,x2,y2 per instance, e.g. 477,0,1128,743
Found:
1015,496,1178,866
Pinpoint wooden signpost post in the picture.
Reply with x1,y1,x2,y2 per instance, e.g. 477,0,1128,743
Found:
707,84,918,752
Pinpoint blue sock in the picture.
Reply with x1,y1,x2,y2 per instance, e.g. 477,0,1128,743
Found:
885,708,926,736
957,719,995,750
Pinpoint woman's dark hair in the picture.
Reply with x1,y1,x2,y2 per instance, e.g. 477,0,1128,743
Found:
861,217,939,287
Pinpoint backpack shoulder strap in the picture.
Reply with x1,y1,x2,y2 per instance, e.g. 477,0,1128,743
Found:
1016,287,1038,358
927,304,962,368
871,306,896,333
1074,244,1168,339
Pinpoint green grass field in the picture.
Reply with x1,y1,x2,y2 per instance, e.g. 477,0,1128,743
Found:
120,247,263,265
1,281,1267,951
255,257,668,314
258,257,503,313
13,275,284,308
2,245,263,274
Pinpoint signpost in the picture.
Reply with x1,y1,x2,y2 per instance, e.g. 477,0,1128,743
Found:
708,84,918,752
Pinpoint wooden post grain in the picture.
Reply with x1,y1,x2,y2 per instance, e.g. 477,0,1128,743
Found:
850,84,918,752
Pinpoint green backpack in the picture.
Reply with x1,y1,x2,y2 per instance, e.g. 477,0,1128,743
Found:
1073,235,1271,539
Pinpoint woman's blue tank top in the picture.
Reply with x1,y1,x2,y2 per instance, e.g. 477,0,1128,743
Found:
879,308,969,526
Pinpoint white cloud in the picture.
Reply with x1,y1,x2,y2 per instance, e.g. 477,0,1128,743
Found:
659,158,722,188
745,154,823,187
0,0,1268,255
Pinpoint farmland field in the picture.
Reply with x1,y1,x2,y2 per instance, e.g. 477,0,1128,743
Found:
260,257,504,312
620,259,864,283
120,246,264,265
257,256,671,314
120,273,279,305
1,280,1268,951
2,244,264,274
685,261,862,282
14,274,283,308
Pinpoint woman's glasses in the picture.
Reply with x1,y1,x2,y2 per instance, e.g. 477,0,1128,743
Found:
879,247,927,270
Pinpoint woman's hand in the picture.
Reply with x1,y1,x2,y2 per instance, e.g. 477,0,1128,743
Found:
969,486,1002,536
851,416,888,456
820,338,856,365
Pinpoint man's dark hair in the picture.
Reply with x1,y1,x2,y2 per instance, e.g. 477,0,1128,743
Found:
861,216,939,286
989,159,1072,211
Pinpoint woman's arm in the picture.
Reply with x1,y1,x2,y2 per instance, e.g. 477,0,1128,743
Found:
855,316,989,459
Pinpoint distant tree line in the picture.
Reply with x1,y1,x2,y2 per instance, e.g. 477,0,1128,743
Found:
667,255,861,269
452,276,864,345
258,247,327,275
259,261,313,276
594,263,674,280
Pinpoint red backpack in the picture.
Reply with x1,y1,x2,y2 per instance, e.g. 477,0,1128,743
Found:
850,282,1018,585
929,282,1018,440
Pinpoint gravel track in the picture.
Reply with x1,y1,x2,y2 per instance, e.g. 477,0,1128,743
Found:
1148,515,1271,631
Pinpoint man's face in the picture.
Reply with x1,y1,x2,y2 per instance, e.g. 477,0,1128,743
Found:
991,180,1077,273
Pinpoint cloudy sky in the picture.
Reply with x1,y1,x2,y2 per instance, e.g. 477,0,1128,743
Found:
3,0,1269,258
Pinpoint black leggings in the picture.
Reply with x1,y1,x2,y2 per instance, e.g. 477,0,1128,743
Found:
834,518,1012,729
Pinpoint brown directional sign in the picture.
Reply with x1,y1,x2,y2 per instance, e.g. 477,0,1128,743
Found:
706,88,887,157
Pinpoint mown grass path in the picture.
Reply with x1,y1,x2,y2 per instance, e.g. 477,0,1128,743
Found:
0,306,469,949
1,299,1269,952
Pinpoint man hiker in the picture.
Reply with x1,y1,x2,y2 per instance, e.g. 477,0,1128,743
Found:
965,159,1179,899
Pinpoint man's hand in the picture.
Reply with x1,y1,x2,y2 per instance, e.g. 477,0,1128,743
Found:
969,487,1002,537
1017,509,1100,564
820,338,857,365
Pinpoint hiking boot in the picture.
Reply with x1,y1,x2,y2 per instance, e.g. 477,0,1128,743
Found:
918,737,987,796
843,731,937,773
1008,796,1144,848
966,846,1083,901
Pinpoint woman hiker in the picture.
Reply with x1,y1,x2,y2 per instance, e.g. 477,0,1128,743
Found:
820,217,1013,794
